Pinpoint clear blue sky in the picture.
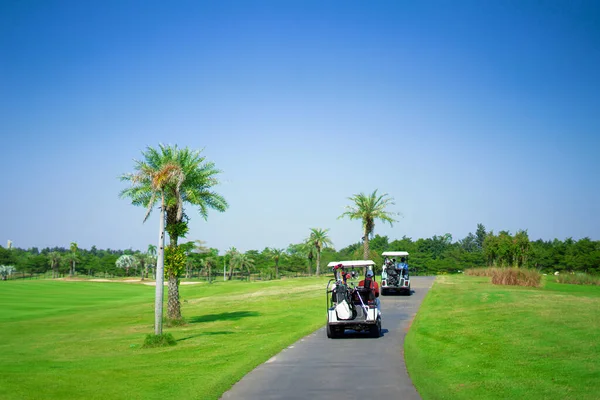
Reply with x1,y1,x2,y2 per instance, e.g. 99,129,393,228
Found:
1,1,599,253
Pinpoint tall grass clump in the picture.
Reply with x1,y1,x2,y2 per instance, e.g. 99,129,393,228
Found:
491,267,541,287
556,272,600,286
465,267,542,287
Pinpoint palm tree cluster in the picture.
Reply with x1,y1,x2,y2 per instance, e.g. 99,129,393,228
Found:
120,144,400,336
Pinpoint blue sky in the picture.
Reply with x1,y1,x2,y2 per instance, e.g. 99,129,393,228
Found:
1,1,599,253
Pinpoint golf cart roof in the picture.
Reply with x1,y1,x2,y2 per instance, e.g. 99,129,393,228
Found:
382,251,409,257
327,260,376,268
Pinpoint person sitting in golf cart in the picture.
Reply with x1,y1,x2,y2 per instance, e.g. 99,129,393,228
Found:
358,270,380,312
398,257,409,279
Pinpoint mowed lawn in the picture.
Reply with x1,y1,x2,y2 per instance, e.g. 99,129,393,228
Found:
405,274,600,400
0,277,328,400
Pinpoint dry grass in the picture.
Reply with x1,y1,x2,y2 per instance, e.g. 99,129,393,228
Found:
465,267,542,287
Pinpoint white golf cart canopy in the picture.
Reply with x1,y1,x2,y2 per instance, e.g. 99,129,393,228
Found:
382,251,409,257
327,260,376,268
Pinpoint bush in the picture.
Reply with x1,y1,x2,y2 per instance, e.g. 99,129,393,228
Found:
143,333,176,348
556,272,600,286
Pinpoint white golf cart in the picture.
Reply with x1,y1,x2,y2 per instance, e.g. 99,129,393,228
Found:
380,251,411,295
326,260,382,338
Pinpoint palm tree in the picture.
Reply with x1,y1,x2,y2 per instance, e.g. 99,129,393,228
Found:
338,190,399,260
116,254,138,276
135,252,150,280
226,247,238,280
121,158,185,335
147,244,157,278
64,252,79,278
48,252,62,279
147,244,157,257
232,253,255,280
69,242,78,277
0,265,16,280
308,228,333,276
121,144,228,324
303,239,315,276
268,248,285,279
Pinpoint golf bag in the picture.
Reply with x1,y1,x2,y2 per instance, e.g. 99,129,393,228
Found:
334,282,356,320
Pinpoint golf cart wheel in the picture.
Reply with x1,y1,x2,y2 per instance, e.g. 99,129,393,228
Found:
327,324,342,339
381,288,387,296
370,319,381,338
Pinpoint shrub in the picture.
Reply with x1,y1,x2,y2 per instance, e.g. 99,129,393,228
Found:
556,272,600,286
143,333,176,348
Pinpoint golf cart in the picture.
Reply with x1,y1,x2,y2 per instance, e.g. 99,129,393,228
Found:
380,251,411,295
326,260,382,338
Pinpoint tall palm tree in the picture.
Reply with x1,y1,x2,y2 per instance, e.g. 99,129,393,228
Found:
121,144,228,323
121,158,185,335
338,190,399,260
69,242,78,277
48,252,62,279
308,228,333,276
267,248,285,279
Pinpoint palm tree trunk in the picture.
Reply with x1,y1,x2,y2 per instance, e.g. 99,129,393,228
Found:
228,261,234,280
363,228,370,260
316,246,321,276
164,209,184,321
275,261,279,279
155,194,166,335
167,274,181,320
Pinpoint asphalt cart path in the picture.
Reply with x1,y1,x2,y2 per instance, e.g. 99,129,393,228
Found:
221,276,436,400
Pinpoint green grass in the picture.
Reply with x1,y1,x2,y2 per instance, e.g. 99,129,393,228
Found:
405,274,600,400
0,277,328,400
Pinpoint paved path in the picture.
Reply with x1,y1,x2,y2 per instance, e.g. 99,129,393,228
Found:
222,276,436,400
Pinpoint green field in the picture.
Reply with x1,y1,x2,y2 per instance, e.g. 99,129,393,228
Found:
405,275,600,400
0,278,328,400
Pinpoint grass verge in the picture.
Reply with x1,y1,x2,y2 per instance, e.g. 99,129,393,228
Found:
0,277,328,400
405,274,600,400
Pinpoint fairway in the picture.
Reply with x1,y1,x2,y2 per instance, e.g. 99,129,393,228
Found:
405,274,600,400
0,278,327,400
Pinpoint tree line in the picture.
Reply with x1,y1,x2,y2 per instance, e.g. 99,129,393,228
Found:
2,223,599,281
